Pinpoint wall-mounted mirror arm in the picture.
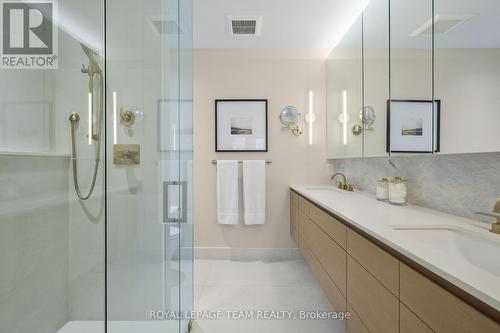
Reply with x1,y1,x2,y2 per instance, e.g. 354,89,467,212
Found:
279,106,303,136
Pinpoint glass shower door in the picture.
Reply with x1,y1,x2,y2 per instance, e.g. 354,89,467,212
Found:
105,0,192,332
0,0,191,331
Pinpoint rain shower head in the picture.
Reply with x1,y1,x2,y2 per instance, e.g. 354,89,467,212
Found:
80,43,101,73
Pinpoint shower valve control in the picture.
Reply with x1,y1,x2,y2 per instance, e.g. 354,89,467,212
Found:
113,144,140,165
120,108,136,127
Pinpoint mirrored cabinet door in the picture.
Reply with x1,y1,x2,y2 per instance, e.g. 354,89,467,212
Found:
434,0,500,154
327,0,500,159
326,15,363,159
363,0,390,158
389,0,436,155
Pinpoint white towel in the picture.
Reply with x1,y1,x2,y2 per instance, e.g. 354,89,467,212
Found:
217,160,239,225
243,160,266,225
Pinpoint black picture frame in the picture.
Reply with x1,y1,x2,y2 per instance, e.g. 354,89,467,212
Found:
215,99,268,152
386,99,441,154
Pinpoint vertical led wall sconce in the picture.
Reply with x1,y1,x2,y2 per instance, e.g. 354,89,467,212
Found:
338,90,351,145
305,90,316,145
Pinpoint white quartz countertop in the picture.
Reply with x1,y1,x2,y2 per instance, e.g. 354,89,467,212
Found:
290,184,500,312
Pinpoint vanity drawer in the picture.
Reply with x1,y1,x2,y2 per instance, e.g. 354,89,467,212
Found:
290,190,299,207
400,263,500,333
299,196,310,215
290,194,299,243
298,211,308,249
400,303,433,333
347,303,370,333
347,255,399,333
301,238,347,326
301,214,347,295
309,202,347,249
347,229,399,295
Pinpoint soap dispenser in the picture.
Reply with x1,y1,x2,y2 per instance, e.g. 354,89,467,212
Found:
376,178,389,201
388,177,407,205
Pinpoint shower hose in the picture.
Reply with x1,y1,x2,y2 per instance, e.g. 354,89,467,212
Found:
69,72,103,200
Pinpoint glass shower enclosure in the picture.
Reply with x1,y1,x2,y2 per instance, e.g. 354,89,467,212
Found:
0,0,193,332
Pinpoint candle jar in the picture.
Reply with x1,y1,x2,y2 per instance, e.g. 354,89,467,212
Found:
376,178,389,201
388,177,407,205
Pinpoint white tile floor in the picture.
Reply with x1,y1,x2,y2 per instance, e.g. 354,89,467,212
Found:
192,258,347,333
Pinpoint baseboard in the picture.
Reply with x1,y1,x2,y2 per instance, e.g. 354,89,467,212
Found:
194,247,302,261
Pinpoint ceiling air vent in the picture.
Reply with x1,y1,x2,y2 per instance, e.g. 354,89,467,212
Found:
232,20,256,34
411,14,473,36
226,15,262,36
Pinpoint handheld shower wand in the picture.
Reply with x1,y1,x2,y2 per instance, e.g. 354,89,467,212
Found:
80,43,102,74
68,43,103,200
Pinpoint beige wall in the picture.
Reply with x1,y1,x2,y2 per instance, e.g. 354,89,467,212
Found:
194,49,330,249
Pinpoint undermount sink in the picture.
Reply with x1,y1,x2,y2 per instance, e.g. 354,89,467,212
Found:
390,225,500,276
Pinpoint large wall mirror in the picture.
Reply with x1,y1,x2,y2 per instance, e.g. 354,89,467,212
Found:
326,15,363,158
434,0,500,154
363,0,390,157
327,0,500,158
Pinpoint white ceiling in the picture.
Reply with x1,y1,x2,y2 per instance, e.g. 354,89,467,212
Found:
193,0,369,49
391,0,500,48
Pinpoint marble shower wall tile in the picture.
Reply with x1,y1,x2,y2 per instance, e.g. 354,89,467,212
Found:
334,152,500,222
0,155,69,333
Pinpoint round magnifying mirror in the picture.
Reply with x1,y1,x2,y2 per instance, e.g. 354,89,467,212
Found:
280,106,300,126
360,106,376,126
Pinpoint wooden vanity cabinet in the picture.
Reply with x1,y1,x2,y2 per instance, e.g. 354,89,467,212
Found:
400,303,433,333
300,237,347,317
301,212,347,295
309,203,346,249
289,190,500,333
400,263,500,333
293,190,347,327
347,255,399,333
347,229,399,295
347,303,370,333
290,191,299,243
298,196,310,215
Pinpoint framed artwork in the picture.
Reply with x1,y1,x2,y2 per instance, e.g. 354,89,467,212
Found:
215,99,268,152
158,99,193,152
387,100,441,153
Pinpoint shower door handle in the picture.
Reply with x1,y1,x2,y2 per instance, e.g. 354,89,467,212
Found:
163,181,187,223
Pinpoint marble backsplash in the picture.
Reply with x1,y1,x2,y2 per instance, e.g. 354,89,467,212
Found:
333,152,500,223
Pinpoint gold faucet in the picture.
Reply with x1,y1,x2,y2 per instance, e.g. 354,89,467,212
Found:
331,172,353,191
475,198,500,234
